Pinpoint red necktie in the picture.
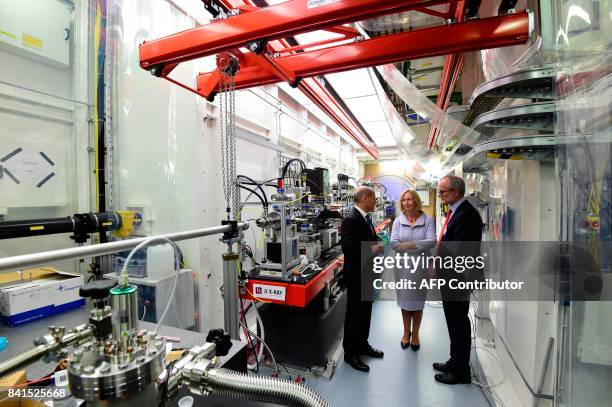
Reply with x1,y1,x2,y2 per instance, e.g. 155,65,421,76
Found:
438,209,453,242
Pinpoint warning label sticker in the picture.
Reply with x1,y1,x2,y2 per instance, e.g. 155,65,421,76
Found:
252,284,286,301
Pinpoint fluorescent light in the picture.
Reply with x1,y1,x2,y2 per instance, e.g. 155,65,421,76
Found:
326,69,376,99
372,135,397,147
294,30,343,44
345,96,386,122
363,121,392,138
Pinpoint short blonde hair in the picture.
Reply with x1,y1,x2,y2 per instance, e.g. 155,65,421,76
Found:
399,189,423,215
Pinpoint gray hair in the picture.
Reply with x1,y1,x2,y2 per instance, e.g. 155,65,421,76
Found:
353,186,375,203
441,175,465,196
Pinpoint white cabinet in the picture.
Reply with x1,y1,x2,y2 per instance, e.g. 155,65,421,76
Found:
0,0,72,66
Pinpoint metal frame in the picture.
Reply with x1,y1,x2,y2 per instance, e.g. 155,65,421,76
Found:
260,202,300,280
471,101,557,137
222,251,241,339
469,67,557,105
428,0,468,148
460,133,606,170
196,13,530,97
139,0,451,69
139,0,531,159
202,0,379,158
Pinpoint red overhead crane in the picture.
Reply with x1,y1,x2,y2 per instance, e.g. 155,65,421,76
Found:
196,14,528,95
139,0,531,158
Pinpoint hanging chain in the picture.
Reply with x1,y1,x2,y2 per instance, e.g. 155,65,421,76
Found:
219,77,227,214
230,74,237,218
219,72,237,220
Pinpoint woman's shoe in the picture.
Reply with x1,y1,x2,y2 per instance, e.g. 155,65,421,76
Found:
401,333,411,350
410,333,420,351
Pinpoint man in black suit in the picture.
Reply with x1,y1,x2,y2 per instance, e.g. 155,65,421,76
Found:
433,175,483,384
341,186,385,372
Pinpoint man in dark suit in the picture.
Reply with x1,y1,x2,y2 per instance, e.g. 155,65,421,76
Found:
341,186,385,372
433,175,483,384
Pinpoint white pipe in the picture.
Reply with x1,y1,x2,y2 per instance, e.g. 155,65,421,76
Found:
0,223,248,273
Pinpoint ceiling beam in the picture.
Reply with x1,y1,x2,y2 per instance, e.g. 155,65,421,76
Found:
196,13,530,96
140,0,450,70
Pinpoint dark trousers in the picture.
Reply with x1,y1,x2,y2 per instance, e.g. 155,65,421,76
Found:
342,276,373,354
441,298,471,377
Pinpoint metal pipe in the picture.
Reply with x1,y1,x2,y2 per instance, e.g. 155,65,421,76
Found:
166,343,216,396
0,343,58,378
0,326,93,377
537,337,555,393
0,223,248,273
495,331,554,400
110,285,139,351
222,254,240,340
203,367,330,407
0,217,76,239
0,212,124,240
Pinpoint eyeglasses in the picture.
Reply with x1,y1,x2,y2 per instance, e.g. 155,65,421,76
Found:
438,189,453,195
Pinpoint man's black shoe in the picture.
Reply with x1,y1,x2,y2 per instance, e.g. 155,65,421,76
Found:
344,354,369,372
434,372,471,385
432,362,453,373
359,345,384,358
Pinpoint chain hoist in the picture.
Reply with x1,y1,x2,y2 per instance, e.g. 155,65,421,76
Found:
217,53,239,220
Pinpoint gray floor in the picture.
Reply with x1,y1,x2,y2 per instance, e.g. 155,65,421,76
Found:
305,301,490,407
1,301,490,407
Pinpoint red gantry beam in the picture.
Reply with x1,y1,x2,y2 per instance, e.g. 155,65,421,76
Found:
140,0,530,159
202,0,380,159
140,0,450,70
197,12,530,96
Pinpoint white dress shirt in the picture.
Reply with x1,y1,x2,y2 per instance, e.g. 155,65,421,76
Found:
354,205,369,221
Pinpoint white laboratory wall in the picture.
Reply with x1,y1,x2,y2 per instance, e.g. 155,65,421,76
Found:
0,0,71,66
107,0,360,333
487,160,558,407
107,0,208,328
0,0,91,271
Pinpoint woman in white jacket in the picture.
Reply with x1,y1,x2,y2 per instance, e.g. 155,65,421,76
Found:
390,189,436,351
